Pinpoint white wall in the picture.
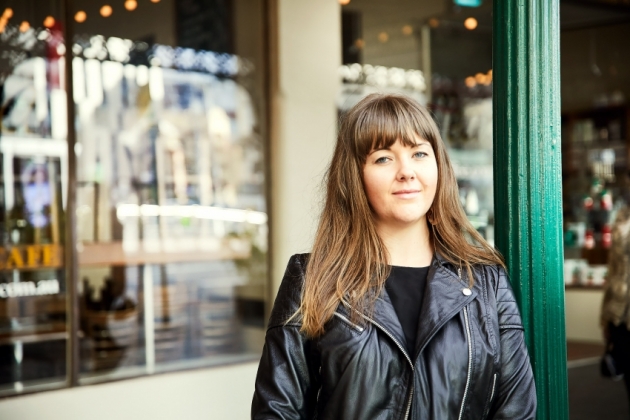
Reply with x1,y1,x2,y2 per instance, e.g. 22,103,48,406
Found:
565,288,604,343
0,362,259,420
270,0,341,294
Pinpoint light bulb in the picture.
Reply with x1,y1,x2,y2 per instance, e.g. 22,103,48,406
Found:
43,16,55,28
100,5,113,17
464,17,478,30
75,11,87,23
125,0,138,11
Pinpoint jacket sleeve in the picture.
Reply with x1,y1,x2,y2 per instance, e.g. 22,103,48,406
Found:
251,254,320,420
488,267,537,420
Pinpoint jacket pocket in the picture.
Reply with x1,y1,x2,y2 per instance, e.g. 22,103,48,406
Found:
482,372,498,418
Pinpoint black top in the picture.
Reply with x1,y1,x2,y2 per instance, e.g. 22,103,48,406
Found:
384,265,430,355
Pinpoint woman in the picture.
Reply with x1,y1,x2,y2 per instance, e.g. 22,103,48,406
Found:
252,93,536,419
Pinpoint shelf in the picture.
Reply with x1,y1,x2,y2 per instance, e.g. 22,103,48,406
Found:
0,329,67,346
565,284,604,291
77,239,251,267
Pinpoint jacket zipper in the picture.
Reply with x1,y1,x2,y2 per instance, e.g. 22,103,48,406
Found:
489,373,497,403
340,264,470,420
458,306,473,420
333,312,365,332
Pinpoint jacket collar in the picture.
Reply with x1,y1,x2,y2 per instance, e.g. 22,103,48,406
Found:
369,252,478,361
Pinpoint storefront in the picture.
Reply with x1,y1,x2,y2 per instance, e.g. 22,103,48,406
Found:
1,0,626,418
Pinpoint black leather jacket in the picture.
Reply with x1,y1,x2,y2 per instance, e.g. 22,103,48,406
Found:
252,253,536,420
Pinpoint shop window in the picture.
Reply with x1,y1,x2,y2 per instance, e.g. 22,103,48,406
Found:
0,0,268,396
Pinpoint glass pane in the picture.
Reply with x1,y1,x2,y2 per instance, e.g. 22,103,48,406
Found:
339,1,494,242
70,0,268,383
0,0,68,396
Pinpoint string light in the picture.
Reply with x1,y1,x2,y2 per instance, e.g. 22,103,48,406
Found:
43,16,55,28
428,18,439,28
378,32,389,43
464,17,478,30
19,21,30,32
75,11,87,23
2,8,13,19
150,0,161,2
339,0,351,4
402,25,413,36
100,5,113,17
465,77,476,88
124,0,138,11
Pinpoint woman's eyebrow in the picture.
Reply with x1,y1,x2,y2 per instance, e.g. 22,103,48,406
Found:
414,141,431,147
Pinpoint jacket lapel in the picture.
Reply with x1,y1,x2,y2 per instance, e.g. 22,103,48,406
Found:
371,288,409,356
345,253,477,362
413,254,477,361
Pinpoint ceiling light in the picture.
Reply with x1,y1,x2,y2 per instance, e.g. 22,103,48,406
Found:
151,0,161,2
465,77,476,88
19,21,30,32
464,17,478,30
43,16,55,28
402,25,413,36
339,0,351,4
100,5,113,17
75,11,87,23
378,32,389,43
428,18,439,28
2,8,13,19
125,0,138,10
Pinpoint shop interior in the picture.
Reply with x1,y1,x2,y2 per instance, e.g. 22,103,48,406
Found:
339,0,630,417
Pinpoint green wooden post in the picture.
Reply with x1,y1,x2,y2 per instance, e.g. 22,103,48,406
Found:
493,0,569,419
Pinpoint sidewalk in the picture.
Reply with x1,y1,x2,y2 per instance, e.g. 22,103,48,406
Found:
568,341,628,419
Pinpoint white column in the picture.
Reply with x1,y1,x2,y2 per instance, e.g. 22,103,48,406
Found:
270,0,341,299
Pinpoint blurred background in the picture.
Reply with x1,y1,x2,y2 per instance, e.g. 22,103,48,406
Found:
0,0,628,418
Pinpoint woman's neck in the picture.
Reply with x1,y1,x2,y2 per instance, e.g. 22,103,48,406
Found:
376,220,433,267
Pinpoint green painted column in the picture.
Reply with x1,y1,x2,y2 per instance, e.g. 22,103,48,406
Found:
493,0,569,419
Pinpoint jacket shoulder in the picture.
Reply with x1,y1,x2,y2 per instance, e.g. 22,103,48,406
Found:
267,253,310,329
476,264,523,329
475,264,506,294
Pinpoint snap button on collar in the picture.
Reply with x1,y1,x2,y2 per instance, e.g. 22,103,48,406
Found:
462,288,472,296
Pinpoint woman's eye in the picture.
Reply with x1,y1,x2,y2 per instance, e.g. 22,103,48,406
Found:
375,156,389,164
413,151,427,158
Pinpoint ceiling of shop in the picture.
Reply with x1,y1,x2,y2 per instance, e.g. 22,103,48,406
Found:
561,0,630,30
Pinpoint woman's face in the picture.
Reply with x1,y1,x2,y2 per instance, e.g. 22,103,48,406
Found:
362,136,438,230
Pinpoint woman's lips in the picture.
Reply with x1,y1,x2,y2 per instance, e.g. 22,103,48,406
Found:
393,189,420,199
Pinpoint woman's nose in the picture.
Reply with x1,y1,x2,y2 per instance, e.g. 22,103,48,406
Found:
397,159,415,180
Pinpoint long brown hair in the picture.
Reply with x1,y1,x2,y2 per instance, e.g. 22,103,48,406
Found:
298,93,504,338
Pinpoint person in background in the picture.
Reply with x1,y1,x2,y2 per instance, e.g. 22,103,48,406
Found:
602,203,630,402
251,93,536,419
